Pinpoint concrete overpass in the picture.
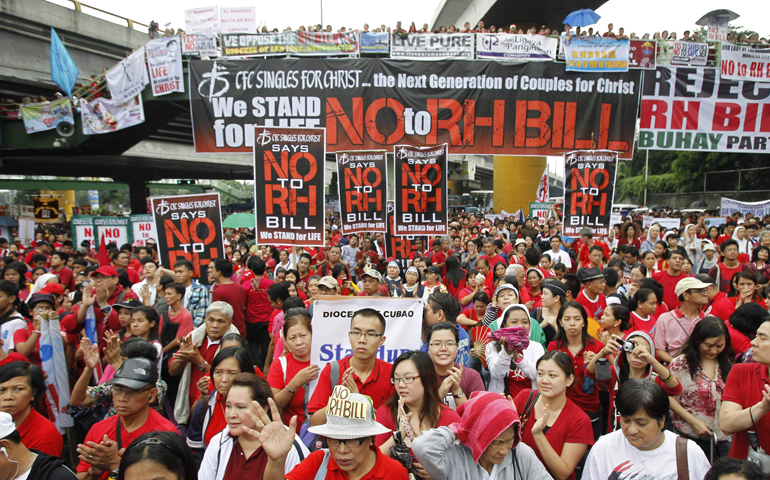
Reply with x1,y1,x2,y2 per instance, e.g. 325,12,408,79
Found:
431,0,608,32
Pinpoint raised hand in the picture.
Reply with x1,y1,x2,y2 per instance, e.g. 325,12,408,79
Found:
530,404,551,435
340,367,359,394
292,365,320,387
253,398,297,461
102,330,122,370
80,337,100,371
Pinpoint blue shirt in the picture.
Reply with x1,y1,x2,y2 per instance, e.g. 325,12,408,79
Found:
421,324,471,367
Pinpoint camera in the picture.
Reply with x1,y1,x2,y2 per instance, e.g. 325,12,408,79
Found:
617,338,636,353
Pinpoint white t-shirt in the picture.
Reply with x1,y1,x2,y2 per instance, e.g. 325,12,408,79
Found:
481,464,499,480
0,314,26,352
584,429,710,480
545,248,572,268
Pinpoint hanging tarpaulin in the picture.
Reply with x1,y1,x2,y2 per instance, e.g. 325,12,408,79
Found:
81,95,145,134
20,97,74,133
145,37,185,96
33,197,60,223
105,47,149,104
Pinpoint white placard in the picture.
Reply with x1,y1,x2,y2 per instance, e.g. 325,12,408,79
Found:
220,6,257,34
185,6,220,34
391,33,474,60
145,37,184,96
104,48,149,104
476,34,558,61
721,197,770,217
642,216,681,230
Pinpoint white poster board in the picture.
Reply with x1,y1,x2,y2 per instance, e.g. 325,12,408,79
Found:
642,216,681,230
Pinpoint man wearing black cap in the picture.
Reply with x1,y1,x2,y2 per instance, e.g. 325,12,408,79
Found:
576,267,607,319
75,358,175,480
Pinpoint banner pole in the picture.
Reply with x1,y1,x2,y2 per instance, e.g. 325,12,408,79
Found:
644,149,649,206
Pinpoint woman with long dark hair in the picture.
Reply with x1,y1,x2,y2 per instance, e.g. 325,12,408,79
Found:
443,255,466,299
1,262,32,302
547,301,605,439
669,316,735,458
375,350,461,479
728,271,763,308
752,245,770,284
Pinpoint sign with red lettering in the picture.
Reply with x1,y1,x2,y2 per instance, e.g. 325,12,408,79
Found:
562,150,617,237
94,217,130,247
130,214,158,246
720,44,770,82
639,67,770,153
189,59,641,159
385,202,429,271
253,127,325,247
336,150,387,234
72,215,95,248
393,144,448,236
146,37,184,97
151,193,224,280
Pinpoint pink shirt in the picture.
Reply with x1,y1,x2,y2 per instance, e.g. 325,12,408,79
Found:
652,308,705,357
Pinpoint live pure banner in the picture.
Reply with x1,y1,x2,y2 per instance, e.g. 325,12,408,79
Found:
391,33,473,60
253,126,326,246
151,193,224,280
393,144,448,236
562,150,618,237
336,150,387,234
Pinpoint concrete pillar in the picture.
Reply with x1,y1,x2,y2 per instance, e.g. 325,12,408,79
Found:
127,179,148,214
493,156,546,214
448,180,462,197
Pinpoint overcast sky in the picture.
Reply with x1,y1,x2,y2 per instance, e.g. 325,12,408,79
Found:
46,0,768,178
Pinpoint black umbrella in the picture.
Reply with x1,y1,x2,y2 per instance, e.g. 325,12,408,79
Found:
0,216,18,228
690,201,708,208
648,205,665,211
695,9,739,26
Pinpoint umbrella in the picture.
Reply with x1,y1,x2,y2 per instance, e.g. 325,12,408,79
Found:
695,9,739,26
563,9,601,27
0,216,18,228
648,205,665,211
690,201,708,208
222,212,256,229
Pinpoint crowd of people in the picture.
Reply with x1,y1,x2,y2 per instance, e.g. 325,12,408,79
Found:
0,205,769,479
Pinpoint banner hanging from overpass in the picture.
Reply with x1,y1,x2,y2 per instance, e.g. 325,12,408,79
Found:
638,67,770,153
189,59,641,158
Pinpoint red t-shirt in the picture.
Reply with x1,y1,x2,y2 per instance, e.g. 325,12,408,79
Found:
165,308,195,340
373,403,461,446
722,363,770,459
547,340,605,412
266,353,310,431
480,254,506,270
18,408,62,457
76,409,176,479
223,441,268,479
514,389,595,480
212,282,246,336
204,394,227,446
243,277,274,324
307,356,394,415
576,290,607,320
49,265,74,291
0,352,28,368
629,311,657,334
432,251,448,274
578,242,610,267
13,323,41,366
652,270,686,309
286,446,408,480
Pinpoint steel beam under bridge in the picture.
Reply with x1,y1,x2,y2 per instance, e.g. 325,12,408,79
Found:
0,180,210,192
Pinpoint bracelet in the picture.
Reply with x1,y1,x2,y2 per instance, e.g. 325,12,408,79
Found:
285,385,297,394
33,330,41,334
662,373,675,384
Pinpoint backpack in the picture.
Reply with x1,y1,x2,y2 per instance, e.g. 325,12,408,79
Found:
286,359,340,450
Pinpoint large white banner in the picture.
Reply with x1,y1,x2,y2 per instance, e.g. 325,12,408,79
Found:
220,6,257,34
476,34,558,61
185,6,219,34
105,48,149,104
309,296,424,395
721,197,770,217
720,44,770,82
391,33,473,60
642,216,681,230
81,95,145,135
146,37,184,96
182,33,219,57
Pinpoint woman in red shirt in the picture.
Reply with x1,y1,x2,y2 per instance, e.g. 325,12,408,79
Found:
526,268,544,309
728,272,764,308
629,288,658,334
547,301,605,439
267,309,318,431
375,351,461,479
617,223,641,250
514,350,594,480
443,255,467,300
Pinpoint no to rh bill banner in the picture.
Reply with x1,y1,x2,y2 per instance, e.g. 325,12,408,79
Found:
564,38,630,72
308,296,423,397
130,214,158,246
189,59,641,158
391,33,474,60
20,96,74,133
185,6,220,34
219,6,257,34
94,217,129,249
393,144,448,236
720,197,770,217
638,67,770,153
475,34,558,61
562,150,618,237
151,193,225,280
252,127,326,247
336,150,388,234
145,37,185,97
81,95,145,135
720,43,770,82
384,202,429,272
221,31,360,57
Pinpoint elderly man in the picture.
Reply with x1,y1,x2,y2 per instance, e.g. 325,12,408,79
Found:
653,277,709,363
357,268,388,296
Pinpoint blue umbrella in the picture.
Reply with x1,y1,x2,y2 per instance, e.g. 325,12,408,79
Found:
563,9,601,27
0,216,18,228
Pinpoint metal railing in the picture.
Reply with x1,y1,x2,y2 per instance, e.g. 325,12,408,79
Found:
63,0,147,30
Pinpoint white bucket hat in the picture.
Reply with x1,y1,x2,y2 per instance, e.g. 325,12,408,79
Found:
307,386,390,440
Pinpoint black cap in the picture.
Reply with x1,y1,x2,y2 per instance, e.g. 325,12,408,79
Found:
80,240,91,247
27,293,55,308
580,267,605,282
116,298,143,310
106,357,158,390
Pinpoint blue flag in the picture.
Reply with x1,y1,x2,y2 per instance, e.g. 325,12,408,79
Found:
50,28,79,95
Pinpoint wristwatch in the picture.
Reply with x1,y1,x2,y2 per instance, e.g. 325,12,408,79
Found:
109,468,119,479
392,430,403,444
452,390,464,399
197,361,208,372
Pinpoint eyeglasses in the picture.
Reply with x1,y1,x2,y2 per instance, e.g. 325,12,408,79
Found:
112,385,153,398
687,289,708,295
428,341,458,349
349,331,383,340
326,437,367,448
391,375,420,385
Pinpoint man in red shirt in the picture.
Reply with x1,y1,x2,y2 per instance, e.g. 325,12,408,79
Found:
316,245,348,278
576,267,607,319
717,220,737,245
76,357,176,479
62,266,138,353
242,256,274,370
295,253,314,288
308,308,395,426
210,259,245,336
479,236,506,267
162,283,195,342
23,242,50,269
357,269,389,297
708,239,755,293
112,251,141,286
577,228,610,269
653,248,687,309
48,251,74,291
719,319,770,459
